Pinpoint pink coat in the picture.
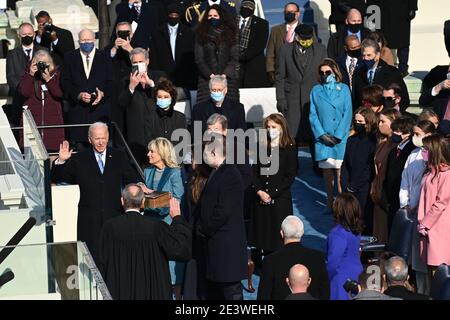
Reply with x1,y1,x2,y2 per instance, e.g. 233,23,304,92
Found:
418,166,450,266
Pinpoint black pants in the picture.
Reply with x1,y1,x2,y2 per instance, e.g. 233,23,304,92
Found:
397,47,410,73
206,281,243,300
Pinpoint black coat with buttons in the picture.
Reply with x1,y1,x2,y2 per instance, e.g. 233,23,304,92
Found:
249,143,298,252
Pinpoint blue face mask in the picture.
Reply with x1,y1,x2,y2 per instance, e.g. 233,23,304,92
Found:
209,18,221,28
80,42,95,54
156,98,172,109
211,91,225,102
364,58,376,70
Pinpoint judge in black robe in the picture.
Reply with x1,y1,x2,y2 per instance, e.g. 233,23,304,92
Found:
98,185,192,300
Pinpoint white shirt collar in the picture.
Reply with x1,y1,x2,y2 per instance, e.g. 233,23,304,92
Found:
208,0,221,6
22,45,33,51
168,24,179,31
286,21,298,31
398,139,410,150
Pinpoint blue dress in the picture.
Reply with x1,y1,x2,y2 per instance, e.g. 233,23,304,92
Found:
326,224,363,300
144,166,185,285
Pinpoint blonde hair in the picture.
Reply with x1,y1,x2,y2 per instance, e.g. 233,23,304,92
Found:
147,138,179,168
32,50,55,73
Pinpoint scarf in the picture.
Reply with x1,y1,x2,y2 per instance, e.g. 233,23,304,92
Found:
238,16,252,55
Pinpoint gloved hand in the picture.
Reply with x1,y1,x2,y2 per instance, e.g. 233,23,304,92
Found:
331,136,342,145
320,134,336,147
409,10,416,20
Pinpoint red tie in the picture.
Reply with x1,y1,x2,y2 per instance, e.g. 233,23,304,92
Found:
286,25,294,43
396,147,401,158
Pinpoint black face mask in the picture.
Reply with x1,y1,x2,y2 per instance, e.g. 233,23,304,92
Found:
347,23,362,34
391,133,403,144
21,35,33,46
383,97,397,110
117,30,130,40
240,7,254,18
347,48,361,59
284,12,296,24
168,17,180,26
354,123,366,134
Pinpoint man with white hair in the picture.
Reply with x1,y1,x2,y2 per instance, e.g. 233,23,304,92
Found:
51,122,142,264
258,215,330,300
61,28,113,150
192,75,246,135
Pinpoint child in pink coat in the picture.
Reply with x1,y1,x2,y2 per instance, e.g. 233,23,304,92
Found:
418,135,450,276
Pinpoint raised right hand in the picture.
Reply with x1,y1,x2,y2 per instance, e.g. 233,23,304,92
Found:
58,140,73,162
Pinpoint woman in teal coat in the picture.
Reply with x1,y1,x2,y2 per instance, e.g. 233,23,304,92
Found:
140,137,185,299
309,58,352,208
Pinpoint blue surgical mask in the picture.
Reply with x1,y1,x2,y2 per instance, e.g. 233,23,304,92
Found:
364,58,376,70
156,98,172,109
80,42,95,54
211,91,225,102
209,18,221,28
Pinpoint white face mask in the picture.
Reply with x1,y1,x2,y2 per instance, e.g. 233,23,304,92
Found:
268,128,281,140
412,135,423,148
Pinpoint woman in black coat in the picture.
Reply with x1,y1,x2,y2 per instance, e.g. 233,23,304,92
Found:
341,107,378,235
194,4,239,104
249,113,298,256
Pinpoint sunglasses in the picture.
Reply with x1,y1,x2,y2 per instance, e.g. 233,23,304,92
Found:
319,70,333,76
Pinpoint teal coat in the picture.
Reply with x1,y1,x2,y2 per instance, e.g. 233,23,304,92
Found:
309,82,353,162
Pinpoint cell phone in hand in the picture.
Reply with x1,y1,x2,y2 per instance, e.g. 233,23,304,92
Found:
131,64,139,75
90,92,97,104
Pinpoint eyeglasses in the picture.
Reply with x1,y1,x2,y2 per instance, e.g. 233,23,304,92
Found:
319,70,333,76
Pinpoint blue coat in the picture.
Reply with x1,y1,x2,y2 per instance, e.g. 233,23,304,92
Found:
309,82,353,162
326,224,363,300
143,166,185,285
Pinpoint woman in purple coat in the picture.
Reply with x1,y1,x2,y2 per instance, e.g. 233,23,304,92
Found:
326,193,364,300
19,49,64,152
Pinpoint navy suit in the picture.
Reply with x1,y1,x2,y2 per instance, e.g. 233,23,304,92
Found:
61,49,113,144
336,53,364,91
113,1,159,49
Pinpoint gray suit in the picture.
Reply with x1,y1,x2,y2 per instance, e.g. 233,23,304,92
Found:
353,290,403,300
275,41,327,141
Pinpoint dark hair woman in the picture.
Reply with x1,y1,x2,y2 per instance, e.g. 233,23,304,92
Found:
326,192,364,300
194,4,239,103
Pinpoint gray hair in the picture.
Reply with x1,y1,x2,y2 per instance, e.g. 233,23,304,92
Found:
32,50,55,72
209,75,228,90
116,21,132,31
78,28,95,40
384,256,409,283
281,216,304,240
18,22,34,35
207,113,228,130
122,184,144,210
130,47,149,61
361,38,381,54
88,122,109,138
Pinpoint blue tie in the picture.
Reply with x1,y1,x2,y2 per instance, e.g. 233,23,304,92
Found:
368,70,375,85
97,153,104,174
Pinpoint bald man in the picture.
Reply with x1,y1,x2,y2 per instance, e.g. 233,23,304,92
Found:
285,264,316,300
327,8,371,60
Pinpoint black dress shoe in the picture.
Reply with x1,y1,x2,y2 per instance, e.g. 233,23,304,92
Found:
400,70,410,78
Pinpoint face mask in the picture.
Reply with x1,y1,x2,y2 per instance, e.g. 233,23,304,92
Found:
21,35,33,46
284,12,296,24
298,38,314,49
240,7,253,18
347,48,361,59
211,91,225,102
391,133,403,144
383,97,396,110
321,73,336,85
117,30,130,40
268,128,280,140
347,23,362,34
168,17,180,27
156,98,172,109
364,59,376,70
80,42,95,53
209,18,221,28
412,135,424,148
354,123,366,134
421,149,429,162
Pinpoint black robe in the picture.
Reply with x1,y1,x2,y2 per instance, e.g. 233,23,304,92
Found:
98,212,192,300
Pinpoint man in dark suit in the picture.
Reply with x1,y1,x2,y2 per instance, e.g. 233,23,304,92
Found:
5,22,45,128
33,11,75,68
117,47,166,164
113,0,159,50
61,29,113,149
192,75,246,134
184,0,237,27
51,122,142,264
258,216,330,300
237,0,269,88
327,8,371,61
285,264,317,300
266,2,301,85
150,2,197,90
200,134,247,300
329,0,367,33
336,34,363,91
353,39,410,112
384,256,431,300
